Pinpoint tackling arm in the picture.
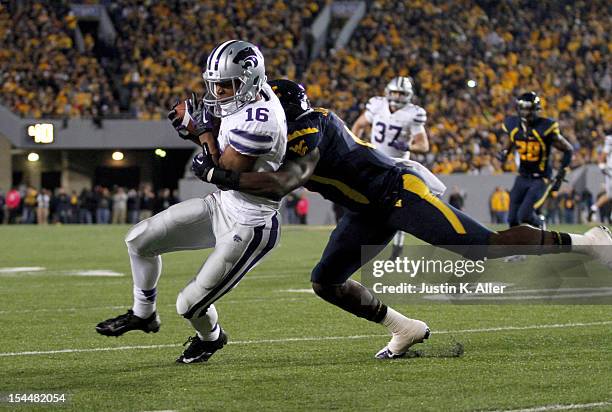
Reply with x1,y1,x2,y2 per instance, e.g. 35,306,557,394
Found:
237,148,321,200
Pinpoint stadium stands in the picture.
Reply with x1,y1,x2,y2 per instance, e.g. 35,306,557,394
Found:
0,0,609,173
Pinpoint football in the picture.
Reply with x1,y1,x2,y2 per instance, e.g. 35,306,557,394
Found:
174,99,197,134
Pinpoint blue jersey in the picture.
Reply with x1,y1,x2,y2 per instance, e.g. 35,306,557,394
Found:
285,108,402,211
502,115,560,178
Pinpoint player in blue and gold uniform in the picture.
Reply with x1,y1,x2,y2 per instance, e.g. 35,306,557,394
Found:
501,92,573,227
192,80,612,359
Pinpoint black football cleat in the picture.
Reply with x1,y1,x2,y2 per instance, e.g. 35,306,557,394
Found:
95,310,160,337
176,328,228,364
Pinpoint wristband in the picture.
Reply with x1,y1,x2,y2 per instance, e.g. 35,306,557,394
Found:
207,168,240,189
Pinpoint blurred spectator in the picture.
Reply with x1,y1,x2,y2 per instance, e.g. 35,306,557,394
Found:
36,188,50,225
0,190,5,224
69,190,79,223
296,193,309,225
544,192,561,225
139,187,155,221
6,187,21,224
55,187,71,223
490,186,510,224
596,187,611,223
559,189,577,223
22,187,37,224
284,191,300,224
578,188,593,223
79,188,94,224
448,186,465,211
95,187,111,224
112,187,128,224
170,189,180,206
153,188,172,214
126,188,140,224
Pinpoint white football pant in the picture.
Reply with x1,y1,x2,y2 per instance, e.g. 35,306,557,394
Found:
124,192,280,338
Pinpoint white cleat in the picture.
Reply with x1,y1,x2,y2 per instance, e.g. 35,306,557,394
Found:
583,226,612,269
375,319,430,359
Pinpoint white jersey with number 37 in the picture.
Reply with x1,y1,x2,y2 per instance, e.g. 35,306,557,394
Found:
605,135,612,169
365,96,426,160
216,83,287,226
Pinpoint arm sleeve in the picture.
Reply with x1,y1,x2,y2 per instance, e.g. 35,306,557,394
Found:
228,128,274,156
409,107,427,135
364,97,379,123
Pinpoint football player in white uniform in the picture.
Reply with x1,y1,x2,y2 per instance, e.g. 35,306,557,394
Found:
96,40,287,364
592,134,612,220
352,77,444,259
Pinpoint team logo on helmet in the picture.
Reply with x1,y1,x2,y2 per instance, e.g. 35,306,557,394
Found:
233,47,259,69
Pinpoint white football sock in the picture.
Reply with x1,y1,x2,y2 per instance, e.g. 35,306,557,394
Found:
191,304,220,341
380,307,409,334
380,307,428,354
129,250,162,318
569,233,590,254
393,232,405,247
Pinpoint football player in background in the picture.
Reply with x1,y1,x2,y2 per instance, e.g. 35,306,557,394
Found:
591,133,612,219
96,40,287,364
500,92,574,228
352,77,441,259
192,79,612,359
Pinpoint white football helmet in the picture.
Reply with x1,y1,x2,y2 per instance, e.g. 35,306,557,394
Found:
203,40,267,117
385,77,414,110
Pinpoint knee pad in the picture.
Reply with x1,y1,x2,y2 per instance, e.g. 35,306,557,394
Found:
176,290,192,318
176,281,210,319
124,215,166,257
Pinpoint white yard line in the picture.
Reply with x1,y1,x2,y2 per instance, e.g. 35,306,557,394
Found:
492,401,612,412
1,320,610,358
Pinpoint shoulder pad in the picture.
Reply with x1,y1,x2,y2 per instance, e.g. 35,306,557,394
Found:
366,96,386,115
286,117,322,159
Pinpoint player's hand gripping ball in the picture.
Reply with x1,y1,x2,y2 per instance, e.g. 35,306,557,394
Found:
168,93,213,139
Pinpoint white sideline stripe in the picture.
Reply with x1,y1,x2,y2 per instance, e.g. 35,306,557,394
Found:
0,269,124,277
492,401,612,412
0,297,305,315
0,321,610,358
0,267,45,273
58,270,124,277
282,288,315,293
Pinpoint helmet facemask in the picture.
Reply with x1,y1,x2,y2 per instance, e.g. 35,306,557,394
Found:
385,77,414,111
386,90,412,111
516,92,541,125
516,99,539,125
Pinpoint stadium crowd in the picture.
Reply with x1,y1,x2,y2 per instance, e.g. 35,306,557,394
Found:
0,0,609,172
1,183,608,225
0,184,179,225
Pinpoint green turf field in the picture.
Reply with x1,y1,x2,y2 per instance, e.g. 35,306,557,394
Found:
0,225,610,412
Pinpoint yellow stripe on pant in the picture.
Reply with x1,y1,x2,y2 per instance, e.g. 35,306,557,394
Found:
402,174,466,234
